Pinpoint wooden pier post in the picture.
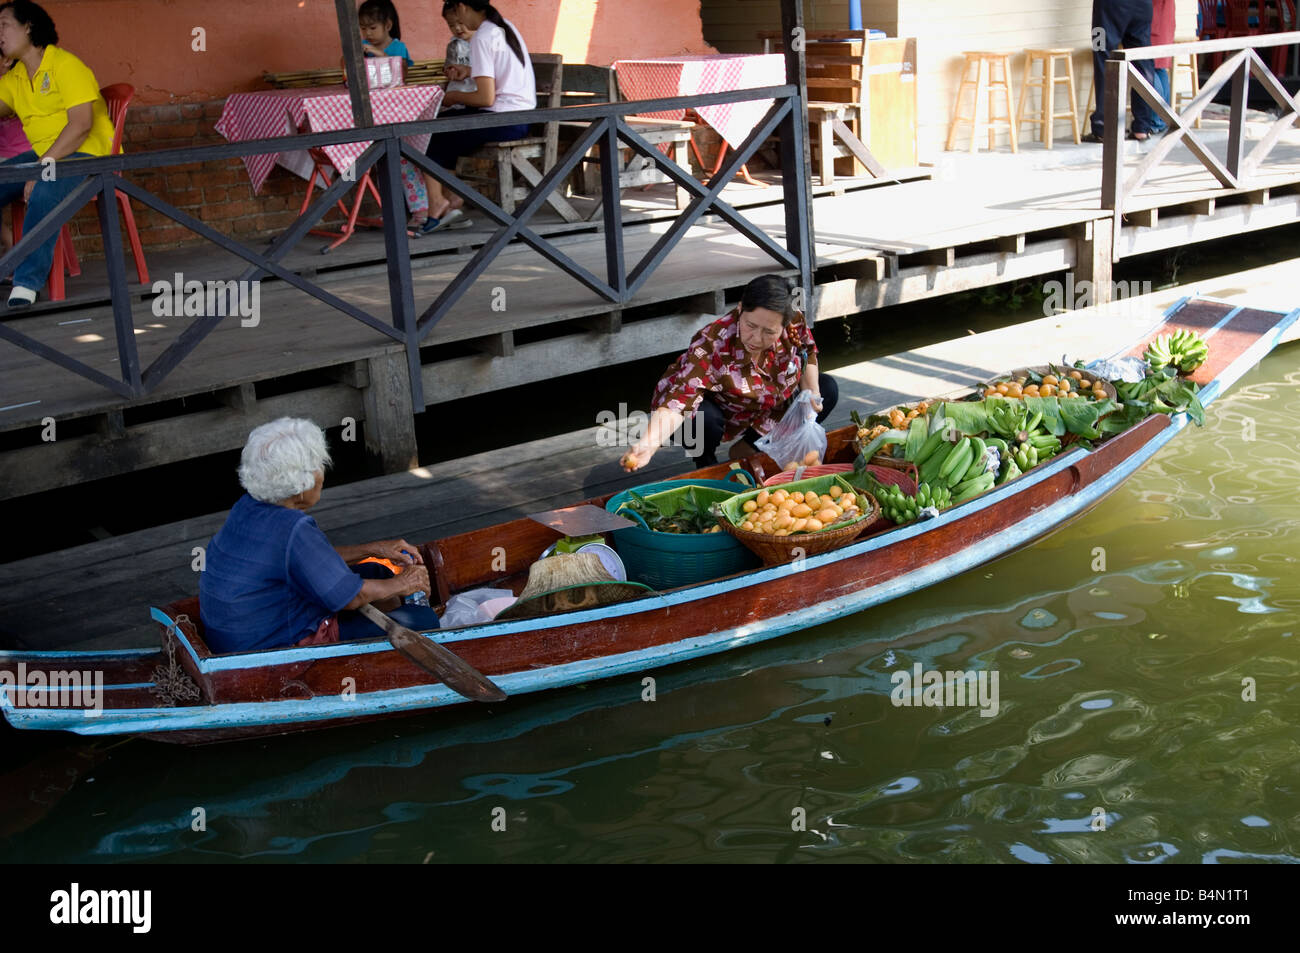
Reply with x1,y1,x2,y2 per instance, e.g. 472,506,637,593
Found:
1076,218,1113,306
362,351,419,473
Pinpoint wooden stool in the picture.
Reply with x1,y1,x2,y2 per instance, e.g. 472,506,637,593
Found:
1172,50,1201,129
1017,48,1080,148
946,51,1018,153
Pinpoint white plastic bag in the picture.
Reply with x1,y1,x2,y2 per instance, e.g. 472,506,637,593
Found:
754,390,827,468
441,587,516,627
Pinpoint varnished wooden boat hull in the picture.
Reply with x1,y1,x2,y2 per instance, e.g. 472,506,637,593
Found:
2,297,1294,743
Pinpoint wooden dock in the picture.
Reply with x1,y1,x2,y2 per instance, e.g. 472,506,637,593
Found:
7,253,1298,654
3,115,1300,502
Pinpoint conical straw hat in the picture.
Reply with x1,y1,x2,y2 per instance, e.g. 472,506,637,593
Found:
495,552,653,621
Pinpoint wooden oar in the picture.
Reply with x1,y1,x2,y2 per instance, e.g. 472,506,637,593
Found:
358,604,507,703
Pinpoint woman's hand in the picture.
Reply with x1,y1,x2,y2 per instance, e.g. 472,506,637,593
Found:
620,445,654,472
344,565,431,610
803,388,823,414
368,539,424,565
391,564,431,598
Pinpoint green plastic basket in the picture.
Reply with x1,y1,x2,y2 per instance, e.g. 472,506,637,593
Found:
606,473,759,589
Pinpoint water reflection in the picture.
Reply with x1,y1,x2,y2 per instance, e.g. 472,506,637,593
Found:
2,348,1298,863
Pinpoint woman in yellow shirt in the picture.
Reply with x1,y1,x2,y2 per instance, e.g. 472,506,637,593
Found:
0,0,115,309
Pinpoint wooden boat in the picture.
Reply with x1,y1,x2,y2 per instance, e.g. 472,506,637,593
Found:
2,296,1295,744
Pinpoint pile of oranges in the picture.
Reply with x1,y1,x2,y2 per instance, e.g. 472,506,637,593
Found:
983,371,1108,401
886,400,933,429
737,485,862,536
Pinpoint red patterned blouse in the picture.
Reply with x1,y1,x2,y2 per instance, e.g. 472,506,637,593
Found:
651,310,819,440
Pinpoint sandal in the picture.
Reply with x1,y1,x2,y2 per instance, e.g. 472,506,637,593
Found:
417,211,473,235
406,215,429,239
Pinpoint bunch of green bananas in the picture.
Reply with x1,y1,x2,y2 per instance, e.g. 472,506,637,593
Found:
915,481,951,510
1144,329,1210,373
880,483,920,525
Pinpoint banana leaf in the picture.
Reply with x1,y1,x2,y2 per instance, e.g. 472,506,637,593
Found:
854,428,908,471
928,408,950,435
905,417,928,461
1057,397,1118,439
939,399,995,436
1021,396,1065,436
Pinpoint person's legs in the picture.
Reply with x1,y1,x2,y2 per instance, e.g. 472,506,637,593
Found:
1149,67,1170,133
399,157,429,224
422,111,534,220
1090,0,1125,137
814,373,839,423
336,561,441,640
11,153,93,299
686,397,727,467
0,151,37,284
1121,0,1158,135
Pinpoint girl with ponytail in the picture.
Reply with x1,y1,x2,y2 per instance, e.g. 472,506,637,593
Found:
417,0,537,233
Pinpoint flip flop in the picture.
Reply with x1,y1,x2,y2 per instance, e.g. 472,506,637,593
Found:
418,212,473,235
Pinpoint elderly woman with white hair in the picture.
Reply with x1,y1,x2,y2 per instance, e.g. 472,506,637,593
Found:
199,417,435,654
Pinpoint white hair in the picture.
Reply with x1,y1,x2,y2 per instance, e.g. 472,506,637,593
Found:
237,417,332,503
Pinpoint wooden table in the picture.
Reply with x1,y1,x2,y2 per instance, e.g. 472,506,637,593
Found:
215,85,444,193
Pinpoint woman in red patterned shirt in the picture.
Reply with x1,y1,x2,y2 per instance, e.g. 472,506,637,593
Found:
621,275,838,471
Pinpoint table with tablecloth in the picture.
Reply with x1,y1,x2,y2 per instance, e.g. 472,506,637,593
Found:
612,54,787,150
214,85,445,193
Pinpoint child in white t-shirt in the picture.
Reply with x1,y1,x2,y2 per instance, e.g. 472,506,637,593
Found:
442,11,476,112
418,1,536,233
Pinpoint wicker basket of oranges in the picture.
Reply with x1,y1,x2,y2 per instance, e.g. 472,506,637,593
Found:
981,366,1117,402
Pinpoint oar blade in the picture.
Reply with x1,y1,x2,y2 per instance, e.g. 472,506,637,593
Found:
388,627,508,703
358,604,507,703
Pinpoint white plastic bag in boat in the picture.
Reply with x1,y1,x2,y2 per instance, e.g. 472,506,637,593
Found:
1084,357,1148,383
442,587,517,627
754,390,827,468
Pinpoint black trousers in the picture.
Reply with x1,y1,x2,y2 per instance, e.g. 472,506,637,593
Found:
688,373,840,466
424,107,531,169
1090,0,1158,136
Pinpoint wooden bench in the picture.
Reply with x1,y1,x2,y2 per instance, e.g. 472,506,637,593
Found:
454,53,583,223
558,65,693,218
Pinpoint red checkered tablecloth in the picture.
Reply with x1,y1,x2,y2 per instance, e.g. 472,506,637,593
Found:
613,54,786,149
215,85,445,193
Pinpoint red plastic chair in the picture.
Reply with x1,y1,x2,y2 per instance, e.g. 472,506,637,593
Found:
1199,0,1226,67
1223,0,1263,35
13,83,149,301
1267,0,1297,76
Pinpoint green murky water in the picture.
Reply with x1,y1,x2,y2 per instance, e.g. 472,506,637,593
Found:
2,345,1298,863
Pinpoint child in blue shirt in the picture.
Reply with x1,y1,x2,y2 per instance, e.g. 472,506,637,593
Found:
355,0,429,232
359,0,413,66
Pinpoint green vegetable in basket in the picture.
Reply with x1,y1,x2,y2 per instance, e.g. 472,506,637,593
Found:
619,487,729,534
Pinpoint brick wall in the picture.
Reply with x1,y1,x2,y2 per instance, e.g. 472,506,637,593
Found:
63,99,328,263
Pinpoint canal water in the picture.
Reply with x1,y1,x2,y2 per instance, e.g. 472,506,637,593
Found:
2,342,1296,863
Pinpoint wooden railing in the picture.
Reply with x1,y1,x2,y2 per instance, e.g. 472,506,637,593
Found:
0,85,812,406
1101,30,1300,251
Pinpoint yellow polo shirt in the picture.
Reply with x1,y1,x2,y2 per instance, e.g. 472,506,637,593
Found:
0,46,115,157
